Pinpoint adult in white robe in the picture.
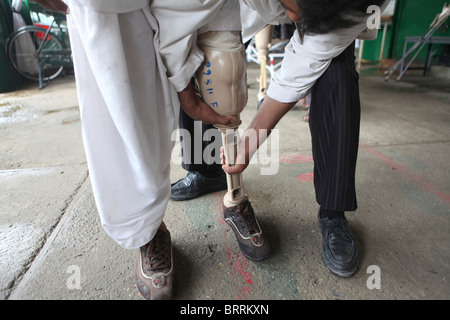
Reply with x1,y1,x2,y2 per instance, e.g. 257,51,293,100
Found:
64,0,235,250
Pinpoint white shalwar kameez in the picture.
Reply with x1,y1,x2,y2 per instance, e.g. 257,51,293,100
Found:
65,0,242,250
66,0,179,249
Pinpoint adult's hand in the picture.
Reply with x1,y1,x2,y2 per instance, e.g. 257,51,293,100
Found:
220,144,249,175
177,80,237,126
221,95,297,175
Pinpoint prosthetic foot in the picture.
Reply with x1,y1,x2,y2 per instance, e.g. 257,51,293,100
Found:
196,32,271,261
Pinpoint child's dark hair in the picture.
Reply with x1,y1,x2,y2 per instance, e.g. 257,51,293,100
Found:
296,0,386,34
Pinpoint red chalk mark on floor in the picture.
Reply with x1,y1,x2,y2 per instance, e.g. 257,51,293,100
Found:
296,172,314,184
359,141,450,203
280,154,315,184
280,154,314,164
226,247,254,300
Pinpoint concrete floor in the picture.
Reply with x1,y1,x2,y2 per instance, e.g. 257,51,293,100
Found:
0,63,449,301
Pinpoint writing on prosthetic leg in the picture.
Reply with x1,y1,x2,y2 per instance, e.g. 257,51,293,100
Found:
196,31,247,207
196,31,271,261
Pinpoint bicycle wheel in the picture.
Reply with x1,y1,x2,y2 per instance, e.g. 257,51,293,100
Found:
7,26,65,82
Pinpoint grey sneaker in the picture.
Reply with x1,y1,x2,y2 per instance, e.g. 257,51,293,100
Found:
135,228,174,300
222,199,271,261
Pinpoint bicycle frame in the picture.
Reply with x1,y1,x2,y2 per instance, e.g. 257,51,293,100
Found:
7,5,72,90
35,19,56,89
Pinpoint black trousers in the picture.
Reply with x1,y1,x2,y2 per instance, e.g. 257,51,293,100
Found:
178,108,223,176
309,42,360,212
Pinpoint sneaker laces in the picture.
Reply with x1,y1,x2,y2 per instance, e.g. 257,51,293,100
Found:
145,230,170,272
235,202,260,236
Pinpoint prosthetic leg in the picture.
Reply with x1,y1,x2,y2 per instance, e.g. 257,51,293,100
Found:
255,25,273,109
196,31,271,261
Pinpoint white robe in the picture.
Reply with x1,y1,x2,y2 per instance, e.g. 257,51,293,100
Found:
66,1,179,249
65,0,242,249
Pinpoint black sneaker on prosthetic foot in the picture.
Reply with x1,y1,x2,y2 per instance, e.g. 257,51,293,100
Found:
222,199,271,261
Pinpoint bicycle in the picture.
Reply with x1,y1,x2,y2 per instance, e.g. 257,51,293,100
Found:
5,4,72,89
